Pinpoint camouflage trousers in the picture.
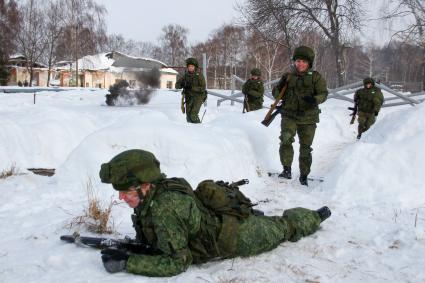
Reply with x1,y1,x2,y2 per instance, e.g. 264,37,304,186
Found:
246,100,263,112
279,116,317,176
357,111,376,134
236,208,321,257
185,95,205,123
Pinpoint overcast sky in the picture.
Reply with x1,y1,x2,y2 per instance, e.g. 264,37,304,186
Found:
101,0,245,44
100,0,411,47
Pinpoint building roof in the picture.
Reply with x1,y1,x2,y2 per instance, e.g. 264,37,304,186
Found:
55,51,178,75
8,54,48,68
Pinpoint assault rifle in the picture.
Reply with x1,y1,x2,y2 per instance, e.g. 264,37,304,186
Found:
348,105,358,124
261,74,290,127
230,179,249,187
181,95,186,114
242,94,250,113
60,232,155,254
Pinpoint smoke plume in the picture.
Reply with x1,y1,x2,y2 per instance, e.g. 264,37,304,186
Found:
105,68,161,106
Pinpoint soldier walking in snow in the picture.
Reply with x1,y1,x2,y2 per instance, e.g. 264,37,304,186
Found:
98,149,331,276
242,68,265,112
272,46,328,186
353,77,384,140
175,58,207,123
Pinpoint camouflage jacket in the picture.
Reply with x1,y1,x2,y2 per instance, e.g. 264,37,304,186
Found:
126,178,220,277
242,78,264,110
354,86,384,114
125,178,323,277
175,71,207,99
273,70,328,123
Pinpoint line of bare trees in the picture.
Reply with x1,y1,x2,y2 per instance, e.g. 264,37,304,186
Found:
1,0,107,86
1,0,424,90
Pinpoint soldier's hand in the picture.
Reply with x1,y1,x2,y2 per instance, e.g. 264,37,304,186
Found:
374,111,379,116
302,96,316,105
101,248,129,273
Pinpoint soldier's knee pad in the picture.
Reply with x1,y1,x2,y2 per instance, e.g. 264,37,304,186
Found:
280,132,294,146
299,145,313,156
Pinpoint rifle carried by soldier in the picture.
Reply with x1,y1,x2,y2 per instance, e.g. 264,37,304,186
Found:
348,103,358,124
60,232,156,254
261,75,290,127
242,94,250,113
181,95,186,114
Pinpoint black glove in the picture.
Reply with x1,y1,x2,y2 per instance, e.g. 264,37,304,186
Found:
101,248,129,273
374,111,379,116
302,96,316,105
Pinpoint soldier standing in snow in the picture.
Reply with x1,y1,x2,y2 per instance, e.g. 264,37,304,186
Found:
175,58,207,123
272,46,328,186
98,149,331,276
353,77,384,140
242,68,265,112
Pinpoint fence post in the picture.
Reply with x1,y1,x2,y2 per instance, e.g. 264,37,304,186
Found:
203,53,207,107
34,92,36,104
231,75,235,106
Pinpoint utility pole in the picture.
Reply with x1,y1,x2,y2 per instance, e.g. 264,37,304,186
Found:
75,23,79,87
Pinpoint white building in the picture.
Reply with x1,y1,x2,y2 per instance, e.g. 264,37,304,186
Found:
56,51,178,89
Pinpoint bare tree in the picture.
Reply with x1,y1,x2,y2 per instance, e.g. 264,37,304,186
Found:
104,34,157,58
384,0,425,90
45,0,65,86
16,0,47,86
158,24,189,66
59,0,107,86
246,30,284,83
239,0,305,63
239,0,363,87
0,0,20,85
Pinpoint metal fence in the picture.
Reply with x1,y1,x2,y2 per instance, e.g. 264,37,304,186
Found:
208,75,425,109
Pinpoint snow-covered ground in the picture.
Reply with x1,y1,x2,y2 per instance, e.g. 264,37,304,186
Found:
0,88,424,283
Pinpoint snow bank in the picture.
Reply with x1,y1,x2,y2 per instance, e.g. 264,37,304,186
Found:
324,102,425,209
0,89,424,282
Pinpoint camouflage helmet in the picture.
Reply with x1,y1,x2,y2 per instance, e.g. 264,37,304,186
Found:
250,68,261,77
292,45,315,67
186,57,199,68
363,77,375,86
99,149,164,191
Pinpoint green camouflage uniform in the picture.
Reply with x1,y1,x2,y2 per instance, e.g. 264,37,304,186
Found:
242,68,264,111
99,149,323,277
354,78,384,135
175,58,207,123
272,46,328,177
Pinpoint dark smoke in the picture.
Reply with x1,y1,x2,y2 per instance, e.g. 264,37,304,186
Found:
105,68,161,106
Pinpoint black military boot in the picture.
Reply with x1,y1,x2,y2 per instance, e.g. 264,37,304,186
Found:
299,175,308,186
278,166,292,179
356,133,362,140
316,206,331,222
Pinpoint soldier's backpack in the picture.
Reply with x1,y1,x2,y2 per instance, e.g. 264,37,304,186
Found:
194,179,254,219
156,178,257,258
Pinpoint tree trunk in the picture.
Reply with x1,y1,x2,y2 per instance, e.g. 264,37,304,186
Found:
29,66,34,87
333,42,344,87
422,46,425,91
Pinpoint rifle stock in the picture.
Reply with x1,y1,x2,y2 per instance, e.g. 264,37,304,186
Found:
261,74,290,127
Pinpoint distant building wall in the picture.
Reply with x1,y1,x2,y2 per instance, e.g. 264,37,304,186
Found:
58,69,177,89
7,66,52,86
